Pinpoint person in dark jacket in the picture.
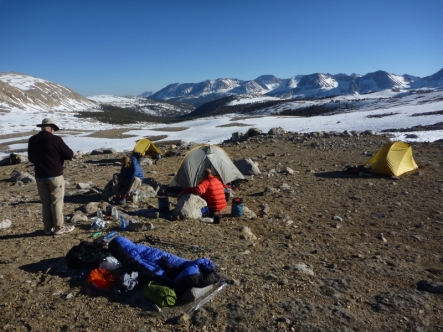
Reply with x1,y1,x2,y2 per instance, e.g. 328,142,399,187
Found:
177,168,227,215
28,118,75,236
110,155,144,204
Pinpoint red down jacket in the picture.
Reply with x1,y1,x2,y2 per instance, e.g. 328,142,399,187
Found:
182,175,227,212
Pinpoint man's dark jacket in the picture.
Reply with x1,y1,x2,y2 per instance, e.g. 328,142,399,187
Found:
28,131,74,178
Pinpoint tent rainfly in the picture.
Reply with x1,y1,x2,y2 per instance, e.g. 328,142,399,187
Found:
365,141,418,176
169,144,245,188
133,139,163,158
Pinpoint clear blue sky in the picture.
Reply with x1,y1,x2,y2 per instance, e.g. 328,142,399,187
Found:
1,0,442,97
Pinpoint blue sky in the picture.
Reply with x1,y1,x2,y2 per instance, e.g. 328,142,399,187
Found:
1,0,442,97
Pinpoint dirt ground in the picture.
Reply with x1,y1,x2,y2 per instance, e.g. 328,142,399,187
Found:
0,131,442,331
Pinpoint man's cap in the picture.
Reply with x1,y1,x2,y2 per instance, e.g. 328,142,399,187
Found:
37,118,60,131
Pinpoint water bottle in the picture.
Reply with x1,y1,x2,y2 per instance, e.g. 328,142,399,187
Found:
97,208,103,219
103,230,118,242
112,206,119,221
132,190,139,203
120,215,127,230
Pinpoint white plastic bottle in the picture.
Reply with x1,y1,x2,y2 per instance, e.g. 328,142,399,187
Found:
112,206,119,221
132,190,139,203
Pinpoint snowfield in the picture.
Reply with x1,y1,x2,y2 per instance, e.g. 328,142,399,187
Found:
0,89,442,157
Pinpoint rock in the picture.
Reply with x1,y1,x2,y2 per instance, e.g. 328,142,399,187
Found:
178,313,191,325
138,185,157,199
240,226,257,241
377,233,387,242
247,127,263,137
0,219,12,229
416,280,443,294
268,127,286,135
263,187,278,196
283,263,315,276
142,178,162,194
75,150,89,156
8,171,35,183
332,215,343,222
231,132,245,142
173,194,207,219
276,317,291,324
90,148,105,155
82,202,99,214
242,206,257,219
260,203,270,216
139,158,154,166
69,213,88,224
102,148,117,154
234,158,261,175
285,167,294,175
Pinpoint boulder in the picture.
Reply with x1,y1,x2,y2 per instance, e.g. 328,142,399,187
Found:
102,148,117,154
234,158,261,175
246,127,263,137
91,148,105,155
8,171,35,183
139,158,154,166
268,127,286,135
231,132,245,142
82,202,99,214
172,194,207,219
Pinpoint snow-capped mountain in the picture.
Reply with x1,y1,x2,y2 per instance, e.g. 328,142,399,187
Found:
143,68,443,106
0,72,97,112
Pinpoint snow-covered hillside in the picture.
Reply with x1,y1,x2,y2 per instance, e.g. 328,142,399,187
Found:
0,72,97,112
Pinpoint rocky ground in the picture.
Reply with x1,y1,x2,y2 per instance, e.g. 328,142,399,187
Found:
0,130,443,332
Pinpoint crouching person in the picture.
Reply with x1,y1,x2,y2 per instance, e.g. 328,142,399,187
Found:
177,168,226,216
110,155,144,204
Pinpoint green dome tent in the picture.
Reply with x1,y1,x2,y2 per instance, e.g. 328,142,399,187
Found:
169,144,245,188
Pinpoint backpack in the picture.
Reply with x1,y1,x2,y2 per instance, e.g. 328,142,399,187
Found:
66,241,109,269
9,153,21,165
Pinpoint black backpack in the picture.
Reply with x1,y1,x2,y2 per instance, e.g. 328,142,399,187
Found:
9,153,21,165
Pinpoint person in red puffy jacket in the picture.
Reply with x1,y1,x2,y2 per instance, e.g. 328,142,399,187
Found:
178,168,227,215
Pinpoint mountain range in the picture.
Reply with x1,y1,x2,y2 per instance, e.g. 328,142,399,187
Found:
142,69,443,106
1,69,442,117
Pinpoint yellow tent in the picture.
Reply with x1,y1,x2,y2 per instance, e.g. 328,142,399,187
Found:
133,139,163,158
365,141,418,176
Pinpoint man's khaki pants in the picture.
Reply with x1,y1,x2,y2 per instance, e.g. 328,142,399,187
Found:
36,175,65,232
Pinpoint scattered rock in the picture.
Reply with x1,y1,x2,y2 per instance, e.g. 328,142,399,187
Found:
283,263,314,276
240,226,257,241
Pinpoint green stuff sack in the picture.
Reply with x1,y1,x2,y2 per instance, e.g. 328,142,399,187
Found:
143,281,177,307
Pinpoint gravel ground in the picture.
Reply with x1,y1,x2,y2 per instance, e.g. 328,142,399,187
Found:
0,131,442,331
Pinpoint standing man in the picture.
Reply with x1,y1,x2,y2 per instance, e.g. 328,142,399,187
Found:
28,118,75,236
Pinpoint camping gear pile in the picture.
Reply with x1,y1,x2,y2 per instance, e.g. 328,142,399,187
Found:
65,236,222,307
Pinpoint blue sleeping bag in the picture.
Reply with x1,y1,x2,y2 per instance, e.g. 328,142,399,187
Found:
108,236,220,295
